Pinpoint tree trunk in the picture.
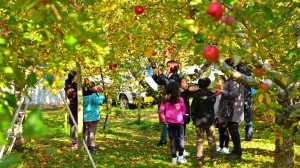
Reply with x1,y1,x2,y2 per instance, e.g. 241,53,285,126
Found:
273,136,295,168
76,62,84,168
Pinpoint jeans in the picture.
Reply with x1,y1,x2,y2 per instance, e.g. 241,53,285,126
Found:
218,122,229,148
168,123,184,158
227,122,242,155
84,123,98,147
70,125,77,144
160,122,168,141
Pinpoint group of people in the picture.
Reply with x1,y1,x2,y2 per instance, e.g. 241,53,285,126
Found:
64,71,105,152
152,59,254,166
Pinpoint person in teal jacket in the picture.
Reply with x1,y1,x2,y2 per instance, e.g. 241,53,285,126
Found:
83,78,105,152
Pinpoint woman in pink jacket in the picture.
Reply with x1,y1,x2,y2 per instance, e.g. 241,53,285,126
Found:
159,81,187,164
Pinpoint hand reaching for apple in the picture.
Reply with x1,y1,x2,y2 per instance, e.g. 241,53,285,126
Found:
213,89,224,95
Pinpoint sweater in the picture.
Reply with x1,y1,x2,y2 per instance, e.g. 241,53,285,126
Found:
83,92,105,122
159,97,186,125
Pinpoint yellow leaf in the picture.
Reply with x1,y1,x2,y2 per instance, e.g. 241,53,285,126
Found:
265,93,271,104
258,93,264,103
267,109,276,117
144,50,151,58
281,77,288,86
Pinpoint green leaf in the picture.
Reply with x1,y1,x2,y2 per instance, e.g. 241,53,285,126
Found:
194,43,208,55
98,55,105,66
4,66,13,74
65,34,78,46
26,71,37,87
263,7,274,21
0,38,5,44
222,0,238,6
0,154,21,167
43,73,54,86
24,108,48,138
189,0,203,6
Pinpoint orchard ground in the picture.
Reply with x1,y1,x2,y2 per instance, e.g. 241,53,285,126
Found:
8,106,300,168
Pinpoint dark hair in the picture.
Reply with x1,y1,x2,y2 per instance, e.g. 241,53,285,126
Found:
198,78,211,89
218,75,225,82
65,70,76,85
83,78,96,96
177,76,186,85
163,81,180,104
166,60,179,73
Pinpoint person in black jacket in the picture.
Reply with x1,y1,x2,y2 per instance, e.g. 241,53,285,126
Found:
238,63,254,141
152,60,179,146
191,78,218,167
64,71,78,149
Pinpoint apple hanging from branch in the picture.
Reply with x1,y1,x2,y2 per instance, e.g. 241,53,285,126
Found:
253,68,264,77
202,45,219,63
206,2,224,21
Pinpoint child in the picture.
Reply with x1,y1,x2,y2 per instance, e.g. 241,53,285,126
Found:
83,79,105,152
152,60,180,146
191,78,218,167
64,70,78,149
159,81,187,164
214,75,230,154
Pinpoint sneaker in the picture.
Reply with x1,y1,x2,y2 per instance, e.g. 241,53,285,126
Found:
71,142,78,149
183,150,190,156
177,155,187,164
89,146,100,152
220,147,229,154
171,157,177,164
216,147,222,152
245,138,252,141
156,140,167,146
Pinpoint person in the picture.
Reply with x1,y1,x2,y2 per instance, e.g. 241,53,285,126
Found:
159,81,187,164
238,63,254,141
64,70,78,149
214,75,230,154
83,78,105,152
152,60,179,146
191,78,218,167
177,77,193,156
215,59,244,160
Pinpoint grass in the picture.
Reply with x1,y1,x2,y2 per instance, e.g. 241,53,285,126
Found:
6,105,300,167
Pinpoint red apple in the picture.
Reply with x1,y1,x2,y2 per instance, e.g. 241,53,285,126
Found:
109,64,113,70
152,51,157,56
3,30,8,37
127,35,131,40
163,52,168,58
113,63,117,68
134,5,144,14
221,16,234,26
194,68,199,73
186,15,191,19
258,83,269,91
168,47,173,52
202,45,219,63
253,68,264,77
206,2,224,21
159,20,164,24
